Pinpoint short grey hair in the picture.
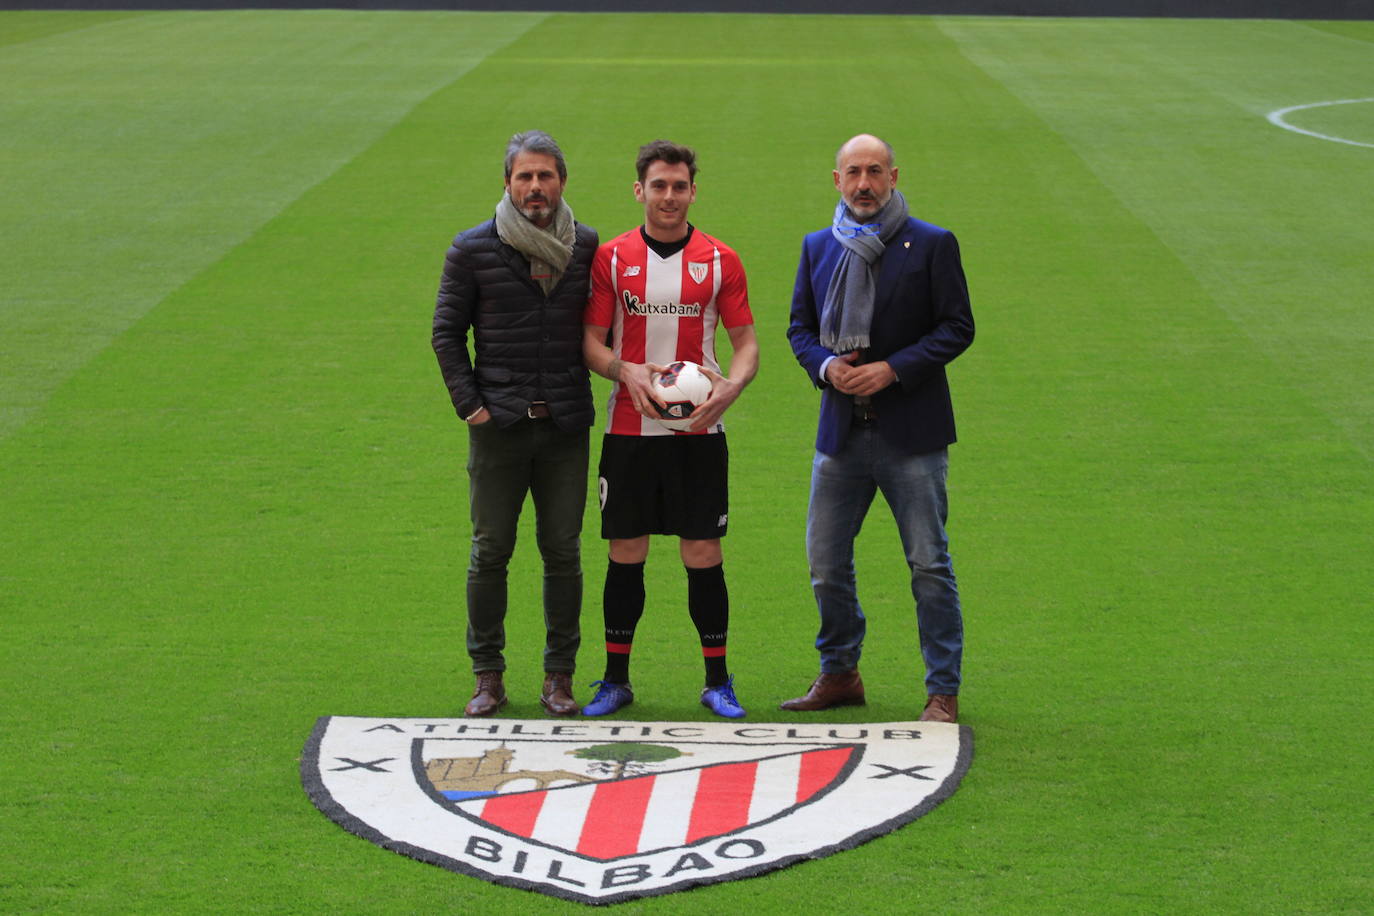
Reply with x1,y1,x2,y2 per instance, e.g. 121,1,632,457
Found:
504,130,568,181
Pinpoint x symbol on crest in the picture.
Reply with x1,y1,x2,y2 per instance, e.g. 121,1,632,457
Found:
330,757,395,773
869,763,934,781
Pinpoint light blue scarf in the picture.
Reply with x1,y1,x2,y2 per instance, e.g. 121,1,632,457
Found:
820,189,909,352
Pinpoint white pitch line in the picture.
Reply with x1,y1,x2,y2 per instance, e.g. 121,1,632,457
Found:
1266,98,1374,149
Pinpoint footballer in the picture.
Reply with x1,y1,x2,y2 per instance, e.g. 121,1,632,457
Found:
581,140,759,719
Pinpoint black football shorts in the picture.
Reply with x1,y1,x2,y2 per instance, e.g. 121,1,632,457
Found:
597,433,729,540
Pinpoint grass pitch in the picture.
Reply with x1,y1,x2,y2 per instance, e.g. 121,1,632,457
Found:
2,10,1371,913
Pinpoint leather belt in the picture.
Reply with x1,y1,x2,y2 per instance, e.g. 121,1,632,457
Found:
526,402,552,419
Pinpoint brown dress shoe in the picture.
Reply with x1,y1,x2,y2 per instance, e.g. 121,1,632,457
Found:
540,671,580,716
919,694,958,723
779,670,865,711
465,671,507,717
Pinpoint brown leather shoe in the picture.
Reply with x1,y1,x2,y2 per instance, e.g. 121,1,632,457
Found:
919,694,958,723
540,671,580,716
779,670,865,711
465,671,507,717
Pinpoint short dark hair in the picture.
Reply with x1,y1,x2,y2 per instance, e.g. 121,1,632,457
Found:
635,139,697,183
504,130,567,182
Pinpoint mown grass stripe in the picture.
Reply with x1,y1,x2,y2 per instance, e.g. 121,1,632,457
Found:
0,10,544,439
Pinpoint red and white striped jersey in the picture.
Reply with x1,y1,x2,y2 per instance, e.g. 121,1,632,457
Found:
585,227,753,436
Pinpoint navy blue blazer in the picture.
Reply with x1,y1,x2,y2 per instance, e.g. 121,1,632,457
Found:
788,217,974,456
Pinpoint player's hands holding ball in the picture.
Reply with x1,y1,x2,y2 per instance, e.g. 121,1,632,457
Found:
614,357,744,431
616,359,669,419
646,361,727,432
685,365,742,432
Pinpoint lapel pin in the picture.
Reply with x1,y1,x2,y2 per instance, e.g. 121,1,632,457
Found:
904,241,910,248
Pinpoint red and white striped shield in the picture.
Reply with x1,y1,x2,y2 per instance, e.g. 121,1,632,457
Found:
303,717,971,904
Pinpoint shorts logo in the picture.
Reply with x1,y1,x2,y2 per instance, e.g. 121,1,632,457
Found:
687,261,709,284
302,717,972,904
621,289,702,318
622,265,641,277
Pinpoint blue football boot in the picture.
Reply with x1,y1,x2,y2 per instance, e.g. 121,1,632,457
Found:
582,680,634,717
700,675,746,719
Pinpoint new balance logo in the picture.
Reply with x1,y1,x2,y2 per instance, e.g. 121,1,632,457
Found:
622,265,641,277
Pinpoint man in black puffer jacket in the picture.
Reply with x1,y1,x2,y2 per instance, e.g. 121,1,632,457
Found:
433,130,597,718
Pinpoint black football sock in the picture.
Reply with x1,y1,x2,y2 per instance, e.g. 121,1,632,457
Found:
602,559,645,684
686,563,729,687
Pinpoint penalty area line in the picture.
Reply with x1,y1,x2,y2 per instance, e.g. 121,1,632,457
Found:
1266,98,1374,149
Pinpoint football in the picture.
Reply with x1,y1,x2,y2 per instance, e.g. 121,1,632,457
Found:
650,361,713,431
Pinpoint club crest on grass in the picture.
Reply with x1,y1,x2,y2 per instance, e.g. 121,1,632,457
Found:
301,717,972,904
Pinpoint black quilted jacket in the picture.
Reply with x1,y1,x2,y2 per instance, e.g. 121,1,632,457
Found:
432,219,598,431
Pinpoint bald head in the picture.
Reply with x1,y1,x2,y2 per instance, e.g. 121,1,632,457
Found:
835,134,895,170
834,133,898,220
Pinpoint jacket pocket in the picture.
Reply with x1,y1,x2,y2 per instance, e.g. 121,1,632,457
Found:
475,365,513,384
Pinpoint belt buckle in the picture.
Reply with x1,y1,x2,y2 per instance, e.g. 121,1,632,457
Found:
527,401,548,419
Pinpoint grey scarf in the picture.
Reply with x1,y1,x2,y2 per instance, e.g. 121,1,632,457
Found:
820,189,910,352
494,191,576,295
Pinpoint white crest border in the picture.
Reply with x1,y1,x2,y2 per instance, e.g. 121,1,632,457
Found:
300,716,974,905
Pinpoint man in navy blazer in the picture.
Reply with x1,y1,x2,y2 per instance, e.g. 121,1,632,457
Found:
781,134,974,723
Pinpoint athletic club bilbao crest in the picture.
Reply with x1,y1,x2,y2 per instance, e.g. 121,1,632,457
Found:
687,260,709,284
302,717,972,904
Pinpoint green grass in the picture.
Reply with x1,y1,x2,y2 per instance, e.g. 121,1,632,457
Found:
2,11,1371,914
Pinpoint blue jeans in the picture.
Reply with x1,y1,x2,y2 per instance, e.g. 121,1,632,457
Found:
806,432,962,695
466,419,588,674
